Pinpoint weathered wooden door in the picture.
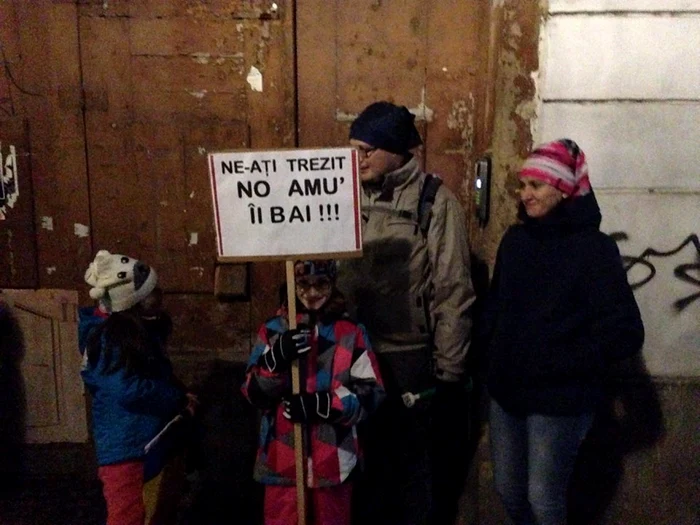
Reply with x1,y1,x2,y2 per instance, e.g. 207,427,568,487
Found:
1,0,298,445
77,0,295,329
296,0,491,202
1,289,87,443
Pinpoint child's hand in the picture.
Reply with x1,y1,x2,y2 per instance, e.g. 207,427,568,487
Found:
261,327,312,372
282,392,331,422
184,392,200,417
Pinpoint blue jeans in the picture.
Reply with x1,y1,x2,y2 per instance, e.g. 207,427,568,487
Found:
490,399,593,525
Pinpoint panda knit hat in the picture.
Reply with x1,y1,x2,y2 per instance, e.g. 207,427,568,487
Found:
84,250,158,313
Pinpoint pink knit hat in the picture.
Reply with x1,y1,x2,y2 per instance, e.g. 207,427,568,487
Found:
519,139,591,197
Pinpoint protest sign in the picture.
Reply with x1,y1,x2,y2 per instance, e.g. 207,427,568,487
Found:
209,147,361,261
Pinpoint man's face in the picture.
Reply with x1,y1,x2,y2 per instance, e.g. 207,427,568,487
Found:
350,139,405,182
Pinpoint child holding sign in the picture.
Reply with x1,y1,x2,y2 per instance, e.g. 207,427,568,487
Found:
241,260,385,525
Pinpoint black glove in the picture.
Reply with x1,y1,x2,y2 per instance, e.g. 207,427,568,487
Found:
430,379,467,429
261,328,311,372
282,392,332,423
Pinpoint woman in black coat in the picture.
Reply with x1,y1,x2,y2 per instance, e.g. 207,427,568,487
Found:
484,139,644,525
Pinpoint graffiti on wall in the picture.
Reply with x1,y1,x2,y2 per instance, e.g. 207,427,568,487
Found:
0,141,19,220
611,232,700,312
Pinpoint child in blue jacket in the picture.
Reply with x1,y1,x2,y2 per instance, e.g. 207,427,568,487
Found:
80,250,197,525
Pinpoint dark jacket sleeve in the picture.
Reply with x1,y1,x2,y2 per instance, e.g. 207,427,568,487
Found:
241,322,291,409
481,233,507,345
427,188,476,382
585,235,645,363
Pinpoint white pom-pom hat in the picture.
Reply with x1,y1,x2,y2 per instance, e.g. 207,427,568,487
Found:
84,250,158,312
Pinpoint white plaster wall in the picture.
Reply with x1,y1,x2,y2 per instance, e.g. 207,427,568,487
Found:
538,6,700,377
544,16,700,100
539,103,700,189
550,0,700,12
597,193,700,376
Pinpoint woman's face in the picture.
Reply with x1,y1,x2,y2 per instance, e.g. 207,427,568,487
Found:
350,139,405,182
295,275,333,311
518,176,566,218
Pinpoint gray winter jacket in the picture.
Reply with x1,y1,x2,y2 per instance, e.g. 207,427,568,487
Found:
336,157,475,383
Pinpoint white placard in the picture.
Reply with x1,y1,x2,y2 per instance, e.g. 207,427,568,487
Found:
209,147,362,260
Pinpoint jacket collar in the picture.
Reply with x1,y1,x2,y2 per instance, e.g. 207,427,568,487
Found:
363,156,422,201
518,190,602,233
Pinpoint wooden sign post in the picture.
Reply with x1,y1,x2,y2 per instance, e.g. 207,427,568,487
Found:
209,147,362,525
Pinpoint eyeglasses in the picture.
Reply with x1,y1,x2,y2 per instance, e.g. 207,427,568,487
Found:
354,145,377,159
295,278,332,294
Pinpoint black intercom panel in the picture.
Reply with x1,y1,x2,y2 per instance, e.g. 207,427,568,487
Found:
474,156,491,227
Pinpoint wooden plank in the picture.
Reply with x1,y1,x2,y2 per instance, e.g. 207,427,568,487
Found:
242,2,294,326
131,55,247,94
80,12,146,269
540,102,700,189
16,309,60,427
0,1,21,118
296,0,337,148
335,1,427,113
0,118,38,287
165,292,252,362
16,1,91,289
214,264,248,298
79,15,132,118
78,0,282,19
129,18,246,56
183,119,249,292
424,0,490,199
544,15,700,100
133,88,249,120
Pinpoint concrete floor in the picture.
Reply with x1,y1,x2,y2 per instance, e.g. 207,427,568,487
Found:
0,477,106,525
0,469,263,525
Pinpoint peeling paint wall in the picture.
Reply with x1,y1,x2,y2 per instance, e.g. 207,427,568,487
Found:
1,0,294,359
473,0,544,269
297,0,491,220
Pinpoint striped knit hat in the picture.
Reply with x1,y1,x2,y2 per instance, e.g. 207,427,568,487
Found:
519,139,591,197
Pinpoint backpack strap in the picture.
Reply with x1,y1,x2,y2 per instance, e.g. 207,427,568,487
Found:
417,173,443,237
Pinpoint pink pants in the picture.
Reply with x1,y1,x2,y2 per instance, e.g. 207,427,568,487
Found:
264,483,352,525
98,461,145,525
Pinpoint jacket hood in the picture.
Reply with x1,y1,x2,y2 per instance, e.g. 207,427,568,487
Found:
518,190,602,232
78,306,108,355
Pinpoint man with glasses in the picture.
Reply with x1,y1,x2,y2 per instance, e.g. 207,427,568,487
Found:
338,101,475,524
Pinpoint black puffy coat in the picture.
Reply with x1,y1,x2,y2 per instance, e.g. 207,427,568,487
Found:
484,191,644,416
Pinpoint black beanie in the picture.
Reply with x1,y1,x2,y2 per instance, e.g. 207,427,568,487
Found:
349,101,423,155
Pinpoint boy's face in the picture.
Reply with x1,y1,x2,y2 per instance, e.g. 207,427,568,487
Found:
295,275,333,311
